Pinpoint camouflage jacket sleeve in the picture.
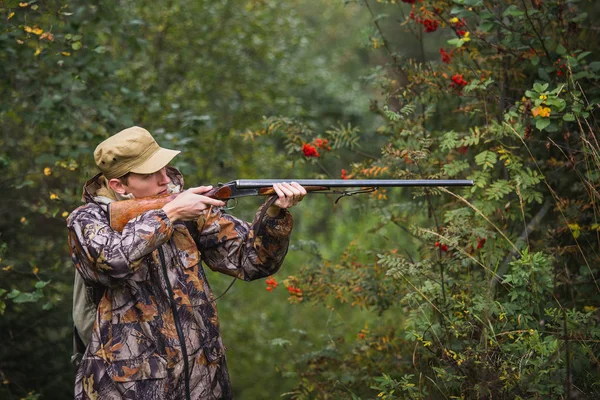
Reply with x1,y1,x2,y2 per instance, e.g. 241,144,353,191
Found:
191,202,293,281
67,204,174,286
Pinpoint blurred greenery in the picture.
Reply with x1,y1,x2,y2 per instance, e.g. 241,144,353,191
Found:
2,0,600,399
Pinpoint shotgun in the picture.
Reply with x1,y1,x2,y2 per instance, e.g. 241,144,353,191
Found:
108,179,473,232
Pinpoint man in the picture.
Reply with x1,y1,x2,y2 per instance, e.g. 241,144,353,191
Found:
67,126,306,399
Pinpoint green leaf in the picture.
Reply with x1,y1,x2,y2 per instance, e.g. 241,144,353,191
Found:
0,288,6,297
475,151,497,170
538,68,550,82
572,71,590,81
72,41,82,50
562,113,575,122
535,118,550,130
12,291,43,303
533,83,549,93
577,51,591,61
480,22,494,32
35,280,51,290
503,5,524,17
447,38,465,48
94,46,106,54
556,43,567,56
588,62,600,71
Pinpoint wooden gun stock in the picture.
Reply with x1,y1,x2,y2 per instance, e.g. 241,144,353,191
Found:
108,184,242,232
109,193,179,233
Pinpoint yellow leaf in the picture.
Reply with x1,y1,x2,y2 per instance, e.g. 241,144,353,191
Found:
49,193,59,200
62,211,69,218
40,32,54,41
20,217,26,223
32,27,43,35
34,48,41,56
24,26,33,33
33,267,39,275
19,2,29,7
568,223,581,239
44,167,52,176
61,52,71,56
8,12,15,19
2,266,13,272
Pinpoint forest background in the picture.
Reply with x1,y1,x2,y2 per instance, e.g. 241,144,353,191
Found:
1,0,600,399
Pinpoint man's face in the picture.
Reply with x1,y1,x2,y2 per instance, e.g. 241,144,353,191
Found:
121,167,171,198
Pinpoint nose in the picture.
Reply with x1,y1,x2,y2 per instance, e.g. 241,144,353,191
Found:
157,168,171,185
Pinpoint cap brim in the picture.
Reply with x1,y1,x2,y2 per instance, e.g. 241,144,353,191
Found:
129,148,181,174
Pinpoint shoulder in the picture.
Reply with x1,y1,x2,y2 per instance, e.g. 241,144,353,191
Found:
67,203,107,229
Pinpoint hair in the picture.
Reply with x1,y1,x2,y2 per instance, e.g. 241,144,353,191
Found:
118,172,131,185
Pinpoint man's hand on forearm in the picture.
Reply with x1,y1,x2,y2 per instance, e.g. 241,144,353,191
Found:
267,182,306,217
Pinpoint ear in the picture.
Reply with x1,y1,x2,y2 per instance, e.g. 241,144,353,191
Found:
108,178,128,195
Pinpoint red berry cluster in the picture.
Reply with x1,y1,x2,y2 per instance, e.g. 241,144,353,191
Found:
477,237,486,249
555,58,567,77
302,138,331,158
302,143,320,158
287,285,303,296
314,138,331,151
341,169,349,180
450,74,468,92
456,145,469,155
452,18,468,37
422,19,439,32
265,276,278,292
435,241,449,252
409,11,439,33
440,48,452,64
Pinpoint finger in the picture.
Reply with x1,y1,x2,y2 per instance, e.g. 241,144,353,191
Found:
289,182,307,196
276,182,295,198
196,195,226,207
272,183,286,198
188,186,214,195
287,182,306,199
280,183,303,206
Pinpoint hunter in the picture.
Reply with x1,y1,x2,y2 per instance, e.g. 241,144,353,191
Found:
67,126,305,399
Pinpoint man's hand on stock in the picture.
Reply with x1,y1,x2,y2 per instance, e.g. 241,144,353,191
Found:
162,186,226,222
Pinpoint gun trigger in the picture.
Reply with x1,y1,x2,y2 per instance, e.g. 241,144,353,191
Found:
224,198,238,211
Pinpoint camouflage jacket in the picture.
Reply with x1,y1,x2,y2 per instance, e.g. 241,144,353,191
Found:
67,168,293,399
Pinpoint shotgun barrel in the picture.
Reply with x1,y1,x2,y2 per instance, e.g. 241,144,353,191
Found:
234,179,473,188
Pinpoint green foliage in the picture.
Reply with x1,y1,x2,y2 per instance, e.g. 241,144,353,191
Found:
266,0,600,399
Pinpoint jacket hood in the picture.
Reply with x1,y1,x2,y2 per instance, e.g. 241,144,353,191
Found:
81,166,184,205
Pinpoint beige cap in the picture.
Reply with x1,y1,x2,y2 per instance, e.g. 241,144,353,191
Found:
94,126,180,179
